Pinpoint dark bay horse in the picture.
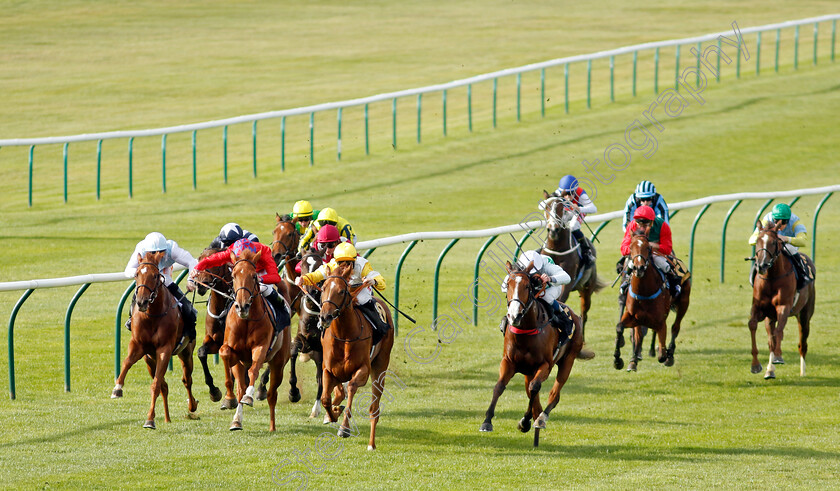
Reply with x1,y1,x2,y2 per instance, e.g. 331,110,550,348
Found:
541,191,606,339
480,260,584,447
319,264,394,451
295,252,327,420
272,215,305,404
111,251,198,428
221,248,291,431
748,222,815,379
194,247,231,405
614,232,691,372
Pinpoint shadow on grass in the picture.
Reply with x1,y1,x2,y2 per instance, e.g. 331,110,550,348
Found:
0,418,136,448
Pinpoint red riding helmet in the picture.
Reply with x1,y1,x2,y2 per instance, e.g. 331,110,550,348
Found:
633,205,656,221
315,224,340,244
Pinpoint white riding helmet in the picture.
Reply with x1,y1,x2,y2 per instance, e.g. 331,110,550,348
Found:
517,250,543,273
142,232,169,253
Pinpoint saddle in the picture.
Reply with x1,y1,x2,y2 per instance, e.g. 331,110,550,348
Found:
666,255,691,285
536,299,575,349
359,299,392,347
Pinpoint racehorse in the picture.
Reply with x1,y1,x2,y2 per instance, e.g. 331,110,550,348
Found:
748,222,815,379
220,247,291,431
111,251,198,428
319,265,395,450
480,260,584,447
272,214,303,314
292,252,327,420
614,232,691,372
194,247,232,405
541,191,606,338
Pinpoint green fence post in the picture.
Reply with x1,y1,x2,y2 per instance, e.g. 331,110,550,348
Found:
812,192,833,261
416,94,422,143
63,142,68,203
669,209,680,220
689,204,711,272
115,282,136,380
473,235,498,326
392,98,397,150
795,25,800,70
223,126,228,183
814,22,819,65
28,145,34,207
716,38,721,82
309,113,314,166
632,51,637,97
161,134,167,193
96,139,102,200
281,116,286,171
467,84,473,132
252,120,258,176
432,239,460,326
654,47,660,93
720,200,742,283
751,199,775,256
516,73,521,121
586,59,592,108
64,283,90,392
337,108,342,161
788,196,801,208
393,240,418,335
775,28,781,73
443,89,448,136
364,104,369,155
564,63,569,113
8,289,34,400
492,78,497,128
675,44,681,90
191,131,197,189
540,68,545,117
609,55,615,102
591,220,610,242
515,229,536,257
127,137,133,197
362,248,376,259
756,31,762,75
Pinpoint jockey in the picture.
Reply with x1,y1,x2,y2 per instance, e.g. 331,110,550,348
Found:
190,238,291,332
294,223,346,274
623,180,670,231
291,200,320,234
553,175,597,266
208,222,259,249
124,232,198,339
620,206,681,297
294,242,390,337
298,207,356,254
748,203,812,285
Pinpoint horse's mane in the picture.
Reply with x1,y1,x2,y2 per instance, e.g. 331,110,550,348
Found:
236,247,261,264
140,250,165,264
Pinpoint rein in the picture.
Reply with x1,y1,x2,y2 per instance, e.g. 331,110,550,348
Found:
506,271,549,336
320,274,371,343
134,262,176,318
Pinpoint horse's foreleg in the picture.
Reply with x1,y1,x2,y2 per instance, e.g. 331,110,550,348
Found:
338,364,370,439
196,339,222,402
526,361,552,425
242,345,269,407
519,374,535,434
629,326,643,371
656,321,668,364
218,344,239,411
179,340,199,414
310,352,324,419
764,318,777,380
541,348,577,428
144,351,169,428
229,358,248,430
255,367,270,402
320,370,340,424
267,354,285,432
112,340,145,398
579,289,592,342
480,359,515,432
287,336,301,403
158,349,173,423
748,309,762,373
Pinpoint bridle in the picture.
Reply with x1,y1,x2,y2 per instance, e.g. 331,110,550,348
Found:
755,231,783,274
627,233,651,278
318,273,370,342
135,261,164,305
272,223,300,267
232,258,260,308
506,270,545,325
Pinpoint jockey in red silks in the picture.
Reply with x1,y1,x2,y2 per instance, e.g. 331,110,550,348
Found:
620,205,680,297
190,238,291,330
294,224,346,274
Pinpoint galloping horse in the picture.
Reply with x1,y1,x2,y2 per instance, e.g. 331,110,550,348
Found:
541,191,606,338
748,222,815,379
480,260,584,447
112,251,198,428
294,252,327,420
319,265,394,451
221,248,291,431
194,247,232,405
614,232,691,372
272,214,303,313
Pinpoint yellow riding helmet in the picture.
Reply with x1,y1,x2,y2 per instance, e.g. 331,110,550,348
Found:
293,200,313,218
333,242,357,262
319,207,339,224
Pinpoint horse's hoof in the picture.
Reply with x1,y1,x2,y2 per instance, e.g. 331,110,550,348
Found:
323,414,331,425
764,372,775,380
627,361,637,372
773,355,785,365
664,356,674,367
255,387,268,401
230,421,242,431
111,388,123,399
367,445,376,451
614,358,624,370
288,387,301,403
240,395,254,407
577,346,596,360
337,426,351,438
535,413,547,430
143,420,156,429
221,398,238,410
299,352,311,363
617,336,625,348
658,354,668,364
209,387,222,402
751,364,763,374
517,417,532,433
479,422,493,432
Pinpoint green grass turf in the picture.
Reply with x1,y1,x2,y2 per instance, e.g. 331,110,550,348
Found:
2,1,840,489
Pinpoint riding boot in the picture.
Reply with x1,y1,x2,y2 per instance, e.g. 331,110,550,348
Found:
574,229,595,267
266,288,291,332
358,300,389,338
665,270,681,298
793,254,813,288
167,283,196,340
616,256,629,275
499,315,508,334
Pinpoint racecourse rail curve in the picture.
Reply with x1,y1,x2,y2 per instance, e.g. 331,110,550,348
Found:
1,186,837,400
0,15,837,205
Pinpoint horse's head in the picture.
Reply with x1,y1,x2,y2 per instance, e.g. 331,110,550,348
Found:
627,231,652,278
231,248,260,319
319,262,354,330
135,251,165,312
542,193,575,241
298,252,324,338
195,247,231,296
755,221,783,274
272,213,300,266
504,260,541,327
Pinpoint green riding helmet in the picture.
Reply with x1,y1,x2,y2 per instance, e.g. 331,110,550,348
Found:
771,203,791,221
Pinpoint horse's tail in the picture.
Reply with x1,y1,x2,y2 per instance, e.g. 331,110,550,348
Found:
590,272,608,293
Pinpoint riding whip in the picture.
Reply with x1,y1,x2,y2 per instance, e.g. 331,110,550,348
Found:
372,287,416,324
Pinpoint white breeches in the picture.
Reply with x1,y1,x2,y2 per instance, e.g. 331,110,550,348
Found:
565,219,582,232
541,285,564,306
652,254,672,273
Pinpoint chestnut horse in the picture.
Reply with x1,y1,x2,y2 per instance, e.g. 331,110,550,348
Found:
221,248,291,431
319,265,394,451
541,192,606,338
194,247,232,405
295,252,327,420
111,251,198,428
614,232,691,372
748,222,815,379
480,260,584,447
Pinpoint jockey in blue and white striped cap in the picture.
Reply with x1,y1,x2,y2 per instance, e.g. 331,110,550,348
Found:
622,180,670,231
